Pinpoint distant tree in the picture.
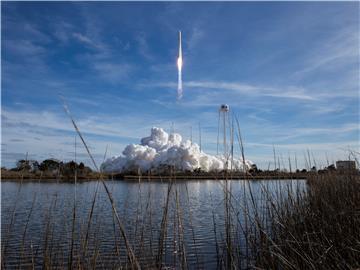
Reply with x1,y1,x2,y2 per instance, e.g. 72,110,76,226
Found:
184,170,192,175
16,160,31,171
61,161,78,177
249,164,258,173
82,166,93,174
67,161,77,170
30,161,40,172
39,159,60,172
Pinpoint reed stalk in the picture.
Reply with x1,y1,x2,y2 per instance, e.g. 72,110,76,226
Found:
61,98,140,269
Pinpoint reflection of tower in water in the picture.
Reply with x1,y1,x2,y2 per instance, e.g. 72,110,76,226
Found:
217,104,230,170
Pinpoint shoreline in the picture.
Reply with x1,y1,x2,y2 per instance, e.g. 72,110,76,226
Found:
0,171,317,183
2,168,357,183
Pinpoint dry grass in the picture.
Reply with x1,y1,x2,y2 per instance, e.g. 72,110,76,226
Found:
254,172,360,269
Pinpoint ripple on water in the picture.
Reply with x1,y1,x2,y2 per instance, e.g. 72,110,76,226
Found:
1,179,306,268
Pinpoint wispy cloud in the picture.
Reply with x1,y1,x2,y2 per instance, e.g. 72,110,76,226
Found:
4,39,46,57
53,21,74,44
293,30,359,79
135,32,154,61
272,124,360,142
1,108,152,167
187,27,204,51
2,108,147,140
247,141,359,156
245,140,359,169
92,62,133,83
72,32,103,49
58,27,134,83
144,80,316,101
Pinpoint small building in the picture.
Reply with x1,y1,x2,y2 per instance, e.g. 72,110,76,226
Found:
336,160,356,171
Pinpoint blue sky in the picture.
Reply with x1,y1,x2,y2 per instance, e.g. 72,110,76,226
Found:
1,2,359,169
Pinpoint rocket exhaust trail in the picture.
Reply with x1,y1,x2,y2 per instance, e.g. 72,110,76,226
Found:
177,31,183,100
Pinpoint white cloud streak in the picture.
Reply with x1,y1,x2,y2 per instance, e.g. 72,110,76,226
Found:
293,30,359,79
72,32,103,49
145,80,317,101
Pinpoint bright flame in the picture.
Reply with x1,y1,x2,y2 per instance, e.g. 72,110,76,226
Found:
177,57,183,71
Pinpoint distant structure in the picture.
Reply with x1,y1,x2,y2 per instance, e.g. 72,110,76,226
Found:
198,122,202,152
217,104,230,169
336,160,357,171
220,104,230,112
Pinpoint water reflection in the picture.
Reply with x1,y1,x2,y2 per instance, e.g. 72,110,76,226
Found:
1,179,305,269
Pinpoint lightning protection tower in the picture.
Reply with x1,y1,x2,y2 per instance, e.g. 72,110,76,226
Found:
217,104,230,170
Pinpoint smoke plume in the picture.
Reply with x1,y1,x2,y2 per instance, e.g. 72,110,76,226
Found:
101,127,253,173
177,67,183,100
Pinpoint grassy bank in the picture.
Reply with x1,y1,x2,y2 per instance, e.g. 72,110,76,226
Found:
253,172,360,269
0,168,312,182
0,168,103,182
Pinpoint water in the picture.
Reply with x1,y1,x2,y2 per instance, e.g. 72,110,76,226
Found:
1,179,305,269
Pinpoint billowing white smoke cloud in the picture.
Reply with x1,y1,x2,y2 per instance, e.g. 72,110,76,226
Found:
101,127,253,173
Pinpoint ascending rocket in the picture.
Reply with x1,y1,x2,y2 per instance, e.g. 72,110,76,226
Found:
177,31,183,100
178,31,182,68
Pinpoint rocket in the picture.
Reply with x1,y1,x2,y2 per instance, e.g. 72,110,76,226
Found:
177,31,183,71
177,31,183,100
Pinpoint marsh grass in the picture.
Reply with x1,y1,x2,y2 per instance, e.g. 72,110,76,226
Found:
254,172,360,269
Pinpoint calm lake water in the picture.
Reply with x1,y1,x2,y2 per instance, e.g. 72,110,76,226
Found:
1,179,305,269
